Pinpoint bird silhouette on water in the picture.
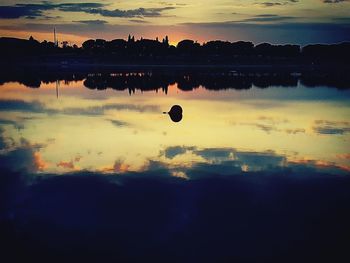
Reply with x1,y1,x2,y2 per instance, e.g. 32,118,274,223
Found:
163,105,183,122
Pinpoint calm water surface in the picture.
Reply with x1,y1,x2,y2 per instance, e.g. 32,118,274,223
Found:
1,72,349,177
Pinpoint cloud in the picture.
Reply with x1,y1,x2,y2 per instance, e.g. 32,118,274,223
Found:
62,103,160,115
161,146,195,159
159,146,288,174
0,99,160,116
0,3,106,19
0,118,24,130
0,99,48,113
0,128,8,150
73,20,108,25
112,159,130,173
234,116,306,135
0,2,175,19
259,0,299,7
194,148,234,161
332,17,350,23
238,14,297,23
0,137,46,173
323,0,349,3
108,119,129,127
179,21,350,44
157,145,350,176
56,160,75,169
313,120,350,135
85,7,176,18
129,19,150,24
285,128,305,134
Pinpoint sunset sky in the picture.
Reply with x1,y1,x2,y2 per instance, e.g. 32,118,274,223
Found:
0,0,350,46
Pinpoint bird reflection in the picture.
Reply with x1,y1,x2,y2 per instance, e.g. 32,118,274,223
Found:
163,105,183,122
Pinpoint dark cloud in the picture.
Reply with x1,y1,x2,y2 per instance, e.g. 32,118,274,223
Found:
323,0,349,3
0,139,42,173
194,148,234,160
0,3,54,19
259,0,299,7
160,146,195,159
158,146,287,174
62,103,160,115
0,2,175,19
235,151,286,170
234,117,305,135
108,119,129,127
313,126,350,135
332,17,350,23
0,128,7,150
260,2,281,6
86,7,175,18
313,120,350,135
0,99,160,116
73,19,108,25
179,21,350,44
158,145,348,176
192,148,286,172
238,14,297,23
129,19,150,24
0,2,102,19
0,118,24,130
284,128,305,134
0,99,48,113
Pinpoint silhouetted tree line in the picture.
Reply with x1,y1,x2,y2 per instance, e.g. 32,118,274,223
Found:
1,70,349,91
1,36,350,65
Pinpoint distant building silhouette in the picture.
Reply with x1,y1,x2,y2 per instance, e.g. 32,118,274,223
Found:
0,35,349,66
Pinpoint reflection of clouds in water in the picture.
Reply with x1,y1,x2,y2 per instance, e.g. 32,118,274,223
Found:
108,119,130,127
285,128,305,134
313,120,350,135
62,103,160,115
57,160,75,170
233,116,305,134
0,127,7,150
0,118,24,130
56,154,84,171
288,159,350,173
156,146,349,177
337,153,350,160
0,99,47,113
0,136,48,174
0,99,160,116
160,145,196,159
233,116,350,136
101,159,130,173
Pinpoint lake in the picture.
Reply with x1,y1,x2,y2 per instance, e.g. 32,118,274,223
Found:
0,71,349,177
1,70,350,262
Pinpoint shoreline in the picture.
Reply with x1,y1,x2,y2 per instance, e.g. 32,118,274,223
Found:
2,62,350,73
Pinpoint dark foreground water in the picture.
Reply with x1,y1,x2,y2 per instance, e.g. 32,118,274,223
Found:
1,71,349,262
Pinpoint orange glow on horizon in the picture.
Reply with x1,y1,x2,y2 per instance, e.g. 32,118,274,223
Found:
0,29,92,46
0,28,221,47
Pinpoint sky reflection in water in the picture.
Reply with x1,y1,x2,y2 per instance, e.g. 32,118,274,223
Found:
0,73,349,178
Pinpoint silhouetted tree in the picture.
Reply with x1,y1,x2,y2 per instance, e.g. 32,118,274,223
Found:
82,39,95,50
1,36,349,65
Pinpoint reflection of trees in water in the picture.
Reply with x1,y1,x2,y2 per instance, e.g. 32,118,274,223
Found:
0,71,349,91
